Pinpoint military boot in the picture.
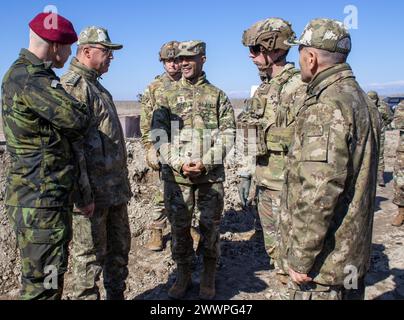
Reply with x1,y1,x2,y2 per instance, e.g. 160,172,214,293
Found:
392,207,404,227
106,291,125,300
168,263,192,300
199,258,217,300
378,172,386,187
191,227,201,247
144,229,163,252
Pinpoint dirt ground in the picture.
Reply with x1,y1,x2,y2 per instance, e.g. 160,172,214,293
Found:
0,131,403,300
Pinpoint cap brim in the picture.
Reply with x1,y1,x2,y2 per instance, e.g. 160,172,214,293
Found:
102,43,123,50
176,52,198,57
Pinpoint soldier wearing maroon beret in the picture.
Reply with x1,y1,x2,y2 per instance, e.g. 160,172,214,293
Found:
1,12,91,300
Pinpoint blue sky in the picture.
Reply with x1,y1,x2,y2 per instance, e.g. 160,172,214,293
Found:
1,0,403,99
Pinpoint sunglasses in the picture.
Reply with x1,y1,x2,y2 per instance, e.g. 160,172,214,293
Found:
249,45,262,55
88,46,113,56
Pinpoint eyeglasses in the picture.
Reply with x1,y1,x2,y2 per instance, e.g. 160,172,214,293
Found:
88,46,113,56
249,45,262,55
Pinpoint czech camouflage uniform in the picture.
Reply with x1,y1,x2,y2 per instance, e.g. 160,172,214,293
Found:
2,49,90,300
140,41,180,233
239,18,307,261
392,101,404,226
278,19,381,300
61,27,132,300
368,91,394,186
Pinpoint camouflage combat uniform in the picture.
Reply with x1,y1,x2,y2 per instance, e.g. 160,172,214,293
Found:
278,19,381,300
151,71,236,265
368,91,394,185
60,27,132,300
2,49,90,300
239,18,306,261
141,72,178,230
393,101,404,207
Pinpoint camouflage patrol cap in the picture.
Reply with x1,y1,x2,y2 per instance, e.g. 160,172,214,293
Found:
78,26,123,50
367,91,379,100
242,18,295,51
286,18,351,54
177,41,206,57
159,41,180,61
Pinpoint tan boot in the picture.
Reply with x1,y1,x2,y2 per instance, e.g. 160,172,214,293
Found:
168,264,192,300
392,207,404,227
191,227,201,248
199,258,217,300
144,229,163,252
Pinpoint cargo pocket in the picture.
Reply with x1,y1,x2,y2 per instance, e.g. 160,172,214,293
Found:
18,227,66,247
300,124,330,162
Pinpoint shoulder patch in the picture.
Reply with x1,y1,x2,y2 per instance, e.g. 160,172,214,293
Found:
64,73,82,87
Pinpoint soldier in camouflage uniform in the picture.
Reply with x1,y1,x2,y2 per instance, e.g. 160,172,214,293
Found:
237,18,306,267
277,19,381,300
140,41,181,252
368,91,393,187
151,41,236,300
2,13,90,300
392,101,404,227
61,27,132,300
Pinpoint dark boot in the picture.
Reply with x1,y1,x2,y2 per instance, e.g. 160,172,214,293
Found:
378,172,386,187
199,258,217,300
168,263,192,300
106,291,125,300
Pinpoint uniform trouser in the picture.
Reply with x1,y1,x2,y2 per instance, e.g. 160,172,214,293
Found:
378,127,386,179
288,278,365,300
150,181,167,230
256,187,281,259
7,206,72,300
151,180,201,230
164,181,224,265
72,203,131,300
393,149,404,206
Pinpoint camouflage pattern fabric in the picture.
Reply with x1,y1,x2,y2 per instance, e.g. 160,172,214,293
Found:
237,64,306,258
151,72,236,185
141,73,178,149
164,181,224,264
77,26,123,50
288,277,365,300
72,203,131,300
1,49,90,208
7,206,72,300
152,71,235,264
61,58,132,209
256,188,281,259
141,72,180,229
242,17,295,51
286,18,351,54
277,63,381,286
368,92,394,179
394,102,404,206
159,41,179,61
238,64,306,191
61,58,132,300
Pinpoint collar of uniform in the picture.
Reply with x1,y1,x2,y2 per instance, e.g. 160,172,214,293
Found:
20,48,53,69
307,63,354,96
181,72,207,87
69,57,99,82
268,62,295,82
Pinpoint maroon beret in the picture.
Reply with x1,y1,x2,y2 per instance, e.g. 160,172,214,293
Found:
29,12,78,45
